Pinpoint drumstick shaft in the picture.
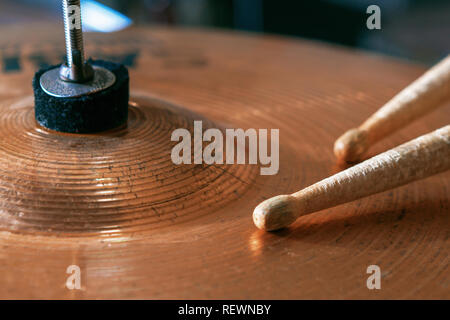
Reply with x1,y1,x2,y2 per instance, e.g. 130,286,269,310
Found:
295,125,449,215
362,55,450,145
254,125,450,231
334,55,450,163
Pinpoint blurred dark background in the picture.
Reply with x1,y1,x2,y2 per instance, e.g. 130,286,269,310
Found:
0,0,448,65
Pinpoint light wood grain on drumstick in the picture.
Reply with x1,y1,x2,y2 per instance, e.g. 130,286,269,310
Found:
334,55,450,163
254,125,450,231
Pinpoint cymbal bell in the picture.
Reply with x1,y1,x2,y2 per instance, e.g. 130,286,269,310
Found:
0,95,257,235
0,24,448,299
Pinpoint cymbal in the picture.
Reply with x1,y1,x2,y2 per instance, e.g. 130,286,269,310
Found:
0,24,448,299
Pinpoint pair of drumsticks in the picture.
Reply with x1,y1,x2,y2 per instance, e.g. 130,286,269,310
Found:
254,55,450,231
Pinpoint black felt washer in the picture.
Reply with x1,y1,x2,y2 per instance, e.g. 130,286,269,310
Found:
33,59,129,133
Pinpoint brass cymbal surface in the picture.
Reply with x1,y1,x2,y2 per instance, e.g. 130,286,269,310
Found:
0,24,448,299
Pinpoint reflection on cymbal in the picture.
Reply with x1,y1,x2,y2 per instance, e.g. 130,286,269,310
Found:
0,25,448,299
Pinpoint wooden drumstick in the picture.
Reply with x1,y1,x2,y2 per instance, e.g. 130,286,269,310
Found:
334,55,450,163
254,125,450,231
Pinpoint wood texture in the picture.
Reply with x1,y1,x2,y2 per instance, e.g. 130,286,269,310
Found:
255,125,450,231
334,55,450,162
0,24,449,299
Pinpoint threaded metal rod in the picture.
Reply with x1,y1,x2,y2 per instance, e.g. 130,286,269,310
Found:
60,0,93,82
63,0,85,68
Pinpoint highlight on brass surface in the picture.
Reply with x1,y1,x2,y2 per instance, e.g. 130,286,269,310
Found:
0,0,448,304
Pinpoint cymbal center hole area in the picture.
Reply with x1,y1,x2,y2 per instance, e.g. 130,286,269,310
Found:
0,95,259,237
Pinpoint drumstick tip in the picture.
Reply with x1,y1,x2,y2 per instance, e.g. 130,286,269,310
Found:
334,128,368,163
253,195,299,231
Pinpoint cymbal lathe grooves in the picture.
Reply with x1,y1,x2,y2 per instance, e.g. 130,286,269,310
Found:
0,3,448,301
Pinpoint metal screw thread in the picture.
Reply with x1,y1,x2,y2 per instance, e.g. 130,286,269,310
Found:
62,0,85,68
